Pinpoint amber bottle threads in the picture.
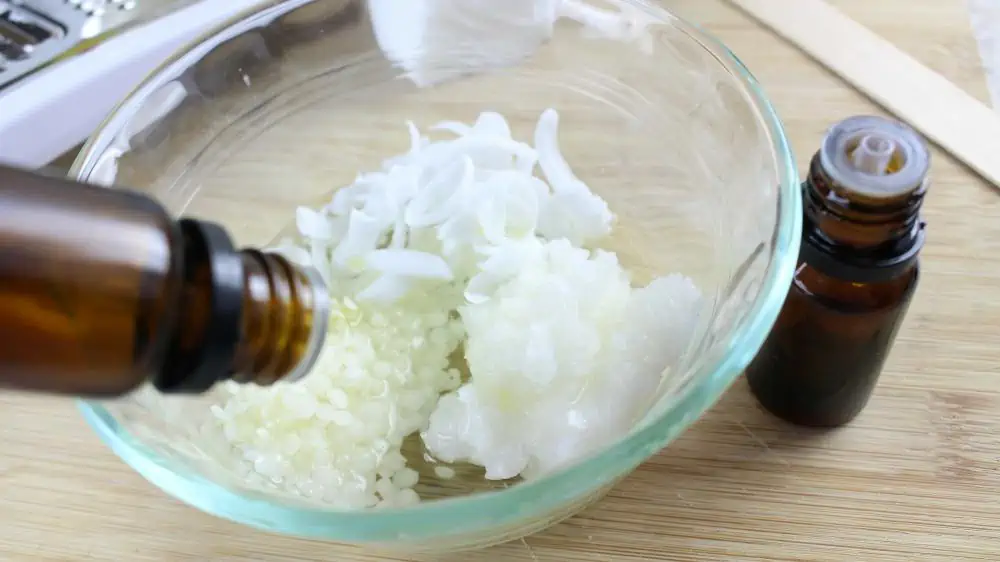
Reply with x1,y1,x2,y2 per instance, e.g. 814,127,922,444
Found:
0,165,330,398
745,116,929,428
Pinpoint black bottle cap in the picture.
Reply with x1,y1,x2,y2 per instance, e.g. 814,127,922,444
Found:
800,217,926,283
155,219,244,393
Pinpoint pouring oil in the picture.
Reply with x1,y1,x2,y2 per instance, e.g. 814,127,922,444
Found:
0,164,329,397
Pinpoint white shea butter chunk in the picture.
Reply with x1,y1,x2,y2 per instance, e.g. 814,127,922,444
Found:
423,239,703,480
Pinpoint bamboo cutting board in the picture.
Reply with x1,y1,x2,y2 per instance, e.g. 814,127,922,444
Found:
0,1,998,560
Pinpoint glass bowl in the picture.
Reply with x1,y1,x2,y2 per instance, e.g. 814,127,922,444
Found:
73,0,800,552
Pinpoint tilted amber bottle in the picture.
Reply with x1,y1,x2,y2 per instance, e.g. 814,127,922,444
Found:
745,116,929,428
0,164,330,398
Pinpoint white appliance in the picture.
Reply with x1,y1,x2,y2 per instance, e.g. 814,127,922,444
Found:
0,0,267,168
0,0,637,169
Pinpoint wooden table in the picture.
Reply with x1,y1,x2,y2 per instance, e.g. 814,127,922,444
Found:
2,1,997,560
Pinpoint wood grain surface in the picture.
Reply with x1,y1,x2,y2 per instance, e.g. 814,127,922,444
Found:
727,0,1000,188
2,0,998,560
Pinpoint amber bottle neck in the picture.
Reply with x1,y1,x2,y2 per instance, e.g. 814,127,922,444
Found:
231,250,329,386
154,220,329,393
804,154,926,247
802,154,927,283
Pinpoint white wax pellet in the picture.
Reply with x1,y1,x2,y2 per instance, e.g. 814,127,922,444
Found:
433,466,457,480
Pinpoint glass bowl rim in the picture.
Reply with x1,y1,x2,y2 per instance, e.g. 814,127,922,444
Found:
73,0,802,541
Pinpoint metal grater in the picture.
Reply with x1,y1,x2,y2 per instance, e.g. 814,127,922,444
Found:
0,0,193,91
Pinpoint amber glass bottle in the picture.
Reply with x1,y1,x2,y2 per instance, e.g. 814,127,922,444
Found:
0,165,330,398
745,116,929,428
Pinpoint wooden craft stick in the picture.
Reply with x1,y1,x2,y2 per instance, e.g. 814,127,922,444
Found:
726,0,1000,188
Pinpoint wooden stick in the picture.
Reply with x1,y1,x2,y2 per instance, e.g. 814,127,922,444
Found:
726,0,1000,188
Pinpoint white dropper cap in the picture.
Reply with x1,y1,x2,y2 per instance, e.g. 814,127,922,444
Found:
850,134,896,176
